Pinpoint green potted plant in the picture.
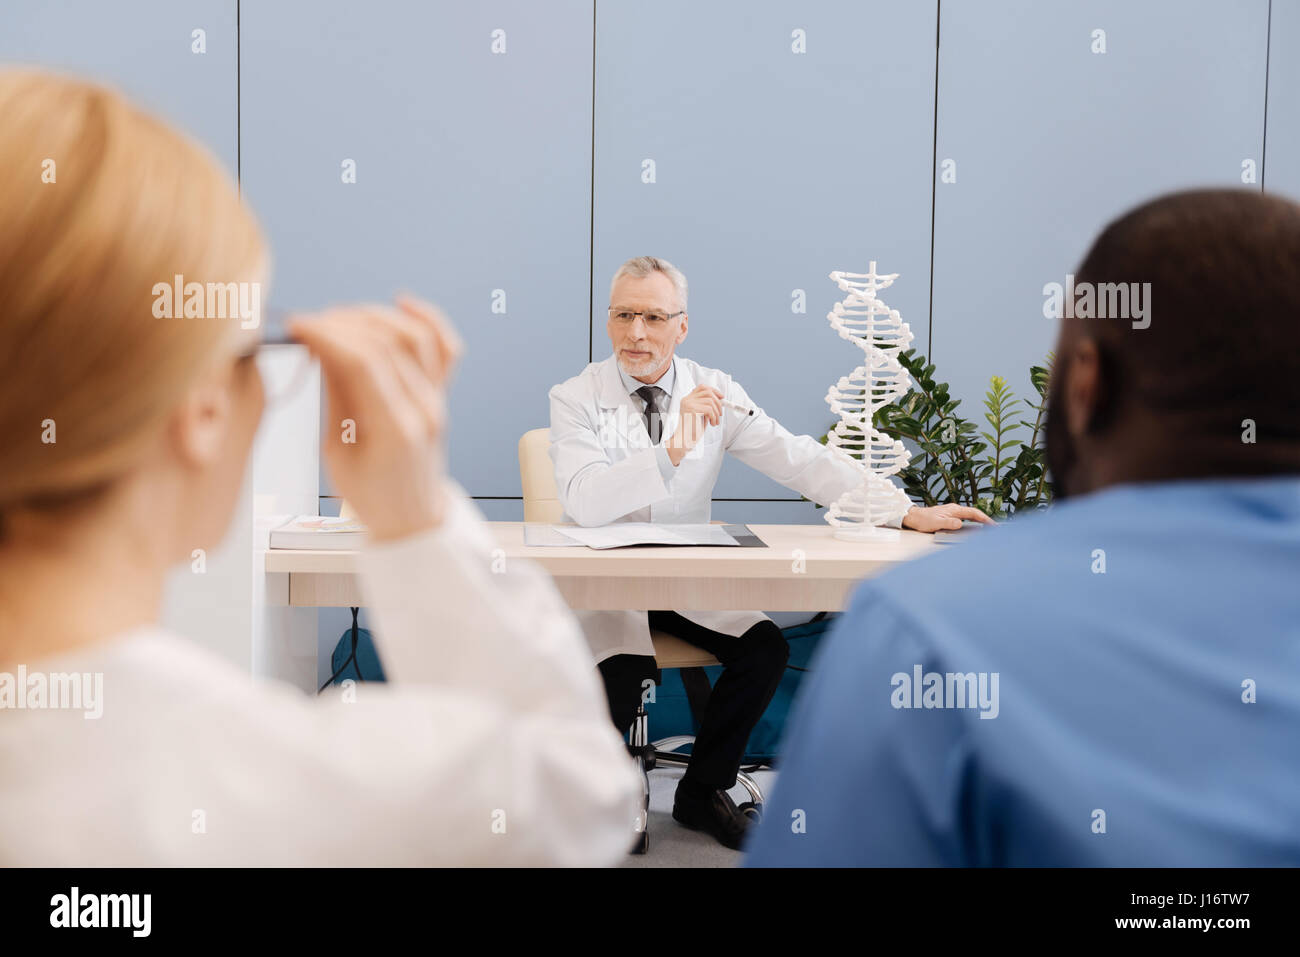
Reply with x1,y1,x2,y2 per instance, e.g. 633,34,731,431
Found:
817,350,1054,520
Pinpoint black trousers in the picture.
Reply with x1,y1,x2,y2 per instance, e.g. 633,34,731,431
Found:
596,611,789,792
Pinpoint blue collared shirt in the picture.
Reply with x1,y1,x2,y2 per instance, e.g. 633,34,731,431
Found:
745,476,1300,866
618,355,677,483
618,354,676,404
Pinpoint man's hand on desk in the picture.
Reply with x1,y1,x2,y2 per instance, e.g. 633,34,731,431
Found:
288,296,462,543
901,503,997,533
664,385,724,466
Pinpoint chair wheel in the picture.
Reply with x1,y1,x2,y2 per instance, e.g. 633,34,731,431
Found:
738,801,763,822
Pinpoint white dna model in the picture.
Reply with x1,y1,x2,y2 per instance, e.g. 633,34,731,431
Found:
823,263,914,542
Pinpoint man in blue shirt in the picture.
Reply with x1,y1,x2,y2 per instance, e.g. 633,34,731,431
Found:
746,188,1300,866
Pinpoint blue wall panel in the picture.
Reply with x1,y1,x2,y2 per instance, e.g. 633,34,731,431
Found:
3,0,1283,519
0,0,237,172
593,0,939,500
240,0,594,497
931,0,1269,420
1265,0,1300,200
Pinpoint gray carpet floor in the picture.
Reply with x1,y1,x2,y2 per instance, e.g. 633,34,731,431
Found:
618,766,778,868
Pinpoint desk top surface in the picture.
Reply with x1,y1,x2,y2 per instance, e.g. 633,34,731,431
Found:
264,522,944,578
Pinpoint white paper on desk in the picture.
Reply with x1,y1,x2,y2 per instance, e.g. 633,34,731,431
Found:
522,525,584,547
553,523,739,549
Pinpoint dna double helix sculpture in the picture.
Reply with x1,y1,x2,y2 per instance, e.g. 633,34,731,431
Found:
823,262,914,542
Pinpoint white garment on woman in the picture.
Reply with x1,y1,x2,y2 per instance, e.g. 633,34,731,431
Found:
0,484,641,866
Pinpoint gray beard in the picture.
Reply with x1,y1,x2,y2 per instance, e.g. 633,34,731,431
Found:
617,351,666,379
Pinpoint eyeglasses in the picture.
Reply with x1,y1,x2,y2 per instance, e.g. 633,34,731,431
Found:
252,339,315,406
608,308,684,327
235,307,315,406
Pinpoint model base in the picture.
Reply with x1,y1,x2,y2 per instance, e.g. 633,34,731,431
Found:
832,523,901,543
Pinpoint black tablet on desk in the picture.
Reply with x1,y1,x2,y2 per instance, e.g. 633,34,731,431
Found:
722,524,767,547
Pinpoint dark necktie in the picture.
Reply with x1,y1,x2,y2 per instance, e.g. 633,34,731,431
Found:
634,385,664,444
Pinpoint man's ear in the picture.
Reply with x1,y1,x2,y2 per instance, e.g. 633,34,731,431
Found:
1065,337,1102,437
676,313,688,345
168,375,234,469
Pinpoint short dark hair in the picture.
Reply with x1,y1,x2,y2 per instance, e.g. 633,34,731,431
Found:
1069,188,1300,474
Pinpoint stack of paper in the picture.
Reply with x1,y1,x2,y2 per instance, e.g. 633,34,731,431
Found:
270,516,366,549
523,523,740,549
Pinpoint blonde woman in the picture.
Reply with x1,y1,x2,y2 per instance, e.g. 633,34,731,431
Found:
0,69,640,866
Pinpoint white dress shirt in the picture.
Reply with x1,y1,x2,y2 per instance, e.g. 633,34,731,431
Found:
0,483,642,866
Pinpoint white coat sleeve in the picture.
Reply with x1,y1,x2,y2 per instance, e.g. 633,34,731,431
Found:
548,384,671,526
722,378,913,528
283,481,642,866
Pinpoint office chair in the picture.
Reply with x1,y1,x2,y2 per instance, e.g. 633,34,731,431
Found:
518,427,764,853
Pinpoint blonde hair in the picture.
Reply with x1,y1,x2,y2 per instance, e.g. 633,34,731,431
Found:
0,69,265,522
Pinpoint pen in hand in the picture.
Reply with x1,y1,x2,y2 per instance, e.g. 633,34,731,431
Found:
721,399,755,417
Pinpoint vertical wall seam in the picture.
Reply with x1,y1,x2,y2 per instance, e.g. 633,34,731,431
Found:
927,1,941,355
588,1,597,363
1262,0,1272,190
236,0,241,195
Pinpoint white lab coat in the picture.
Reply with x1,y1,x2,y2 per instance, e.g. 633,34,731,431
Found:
548,354,913,662
0,484,641,866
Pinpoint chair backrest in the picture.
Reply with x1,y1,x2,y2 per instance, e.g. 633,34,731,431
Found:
519,428,565,523
517,427,721,669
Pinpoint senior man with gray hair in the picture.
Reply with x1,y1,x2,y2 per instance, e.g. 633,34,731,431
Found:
547,255,989,850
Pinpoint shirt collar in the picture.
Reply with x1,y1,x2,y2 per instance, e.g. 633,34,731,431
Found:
618,353,676,400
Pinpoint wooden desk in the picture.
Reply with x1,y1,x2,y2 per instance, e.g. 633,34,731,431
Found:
264,522,943,611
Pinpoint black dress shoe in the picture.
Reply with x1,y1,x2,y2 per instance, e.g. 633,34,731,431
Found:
672,784,753,850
